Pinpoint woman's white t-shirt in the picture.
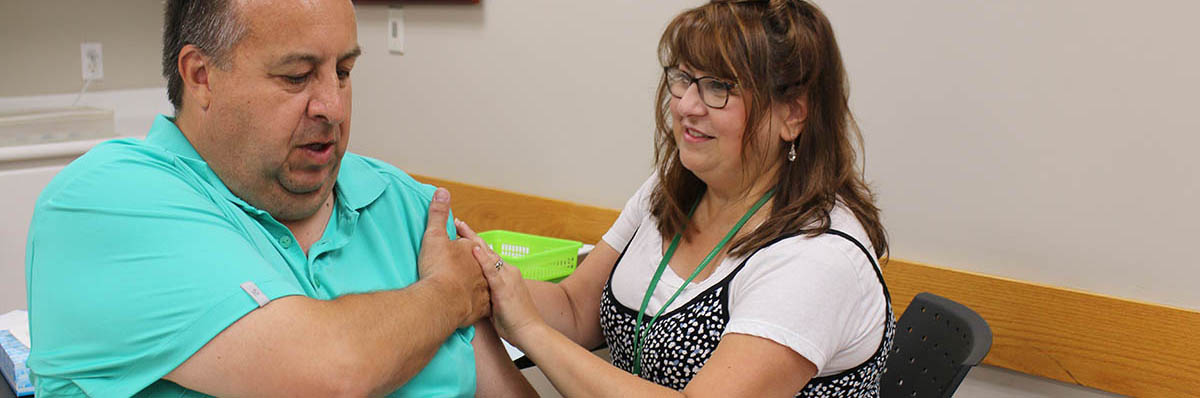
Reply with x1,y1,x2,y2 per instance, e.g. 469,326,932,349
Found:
601,176,888,376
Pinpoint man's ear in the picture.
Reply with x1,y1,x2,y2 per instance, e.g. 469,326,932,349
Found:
779,96,809,142
178,44,213,111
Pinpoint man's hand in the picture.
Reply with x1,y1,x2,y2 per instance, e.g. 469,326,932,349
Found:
417,188,491,328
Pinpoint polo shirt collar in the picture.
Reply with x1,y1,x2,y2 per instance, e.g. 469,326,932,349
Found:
145,114,386,213
145,114,262,214
146,114,203,161
334,154,388,211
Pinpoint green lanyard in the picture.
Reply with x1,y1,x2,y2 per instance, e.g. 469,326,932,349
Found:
631,189,775,375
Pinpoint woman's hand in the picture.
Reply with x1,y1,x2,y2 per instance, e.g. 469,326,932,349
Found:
454,219,548,348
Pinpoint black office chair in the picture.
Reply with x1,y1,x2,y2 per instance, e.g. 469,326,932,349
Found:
881,292,992,398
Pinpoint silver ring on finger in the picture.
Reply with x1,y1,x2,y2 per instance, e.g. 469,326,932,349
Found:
494,259,505,271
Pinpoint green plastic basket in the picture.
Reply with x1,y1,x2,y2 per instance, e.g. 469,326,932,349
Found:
478,230,583,282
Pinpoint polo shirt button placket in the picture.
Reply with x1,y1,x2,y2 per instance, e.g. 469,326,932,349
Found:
279,236,293,249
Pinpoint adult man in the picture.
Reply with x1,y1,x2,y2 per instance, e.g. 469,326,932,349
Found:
24,0,534,396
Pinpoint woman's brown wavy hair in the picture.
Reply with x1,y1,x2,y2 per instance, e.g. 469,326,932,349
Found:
650,0,888,259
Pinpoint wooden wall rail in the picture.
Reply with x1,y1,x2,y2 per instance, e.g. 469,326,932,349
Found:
415,174,1200,397
883,261,1200,397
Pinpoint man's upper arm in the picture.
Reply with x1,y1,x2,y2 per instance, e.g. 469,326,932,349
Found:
26,160,302,396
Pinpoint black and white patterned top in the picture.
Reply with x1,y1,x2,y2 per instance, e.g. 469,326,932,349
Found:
599,229,895,397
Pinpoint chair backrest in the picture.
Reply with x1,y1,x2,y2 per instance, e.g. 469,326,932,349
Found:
880,292,992,398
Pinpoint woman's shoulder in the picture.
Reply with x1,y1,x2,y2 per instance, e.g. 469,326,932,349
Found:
754,203,875,268
726,202,881,303
613,173,660,216
633,172,660,203
822,202,877,263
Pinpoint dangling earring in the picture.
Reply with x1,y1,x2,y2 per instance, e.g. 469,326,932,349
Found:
787,140,797,162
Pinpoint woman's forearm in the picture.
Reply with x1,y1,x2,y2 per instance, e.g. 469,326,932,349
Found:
517,323,684,398
526,280,588,342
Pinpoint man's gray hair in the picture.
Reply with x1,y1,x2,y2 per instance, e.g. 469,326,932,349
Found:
162,0,247,111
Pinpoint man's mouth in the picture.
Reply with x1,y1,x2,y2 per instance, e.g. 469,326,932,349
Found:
302,142,333,152
296,140,336,166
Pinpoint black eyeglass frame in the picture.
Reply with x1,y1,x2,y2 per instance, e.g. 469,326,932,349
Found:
663,66,739,109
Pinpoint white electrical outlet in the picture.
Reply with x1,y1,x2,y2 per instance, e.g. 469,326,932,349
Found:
81,42,104,80
388,7,405,54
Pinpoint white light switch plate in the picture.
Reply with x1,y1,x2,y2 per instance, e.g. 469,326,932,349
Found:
388,7,405,55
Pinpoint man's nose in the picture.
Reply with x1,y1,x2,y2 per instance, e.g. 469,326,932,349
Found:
307,71,347,125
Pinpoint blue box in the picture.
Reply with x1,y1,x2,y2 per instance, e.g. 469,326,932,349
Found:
0,330,32,397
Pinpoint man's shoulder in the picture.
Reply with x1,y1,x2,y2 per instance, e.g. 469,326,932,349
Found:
37,137,201,210
342,152,437,201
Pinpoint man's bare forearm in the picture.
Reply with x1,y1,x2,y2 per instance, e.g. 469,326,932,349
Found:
166,276,473,397
322,276,470,396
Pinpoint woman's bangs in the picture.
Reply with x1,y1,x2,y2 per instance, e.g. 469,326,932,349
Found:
659,6,743,82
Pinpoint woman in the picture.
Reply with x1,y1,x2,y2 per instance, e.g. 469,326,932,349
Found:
459,0,893,396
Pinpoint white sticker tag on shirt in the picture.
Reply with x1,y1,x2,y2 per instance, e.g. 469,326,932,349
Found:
240,281,270,308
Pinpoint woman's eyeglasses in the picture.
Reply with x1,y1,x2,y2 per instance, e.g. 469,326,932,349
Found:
664,67,737,109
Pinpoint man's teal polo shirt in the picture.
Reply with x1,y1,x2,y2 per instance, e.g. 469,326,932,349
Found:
25,115,475,397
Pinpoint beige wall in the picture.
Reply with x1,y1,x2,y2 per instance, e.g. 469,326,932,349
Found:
0,0,165,96
818,0,1200,311
349,0,704,210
